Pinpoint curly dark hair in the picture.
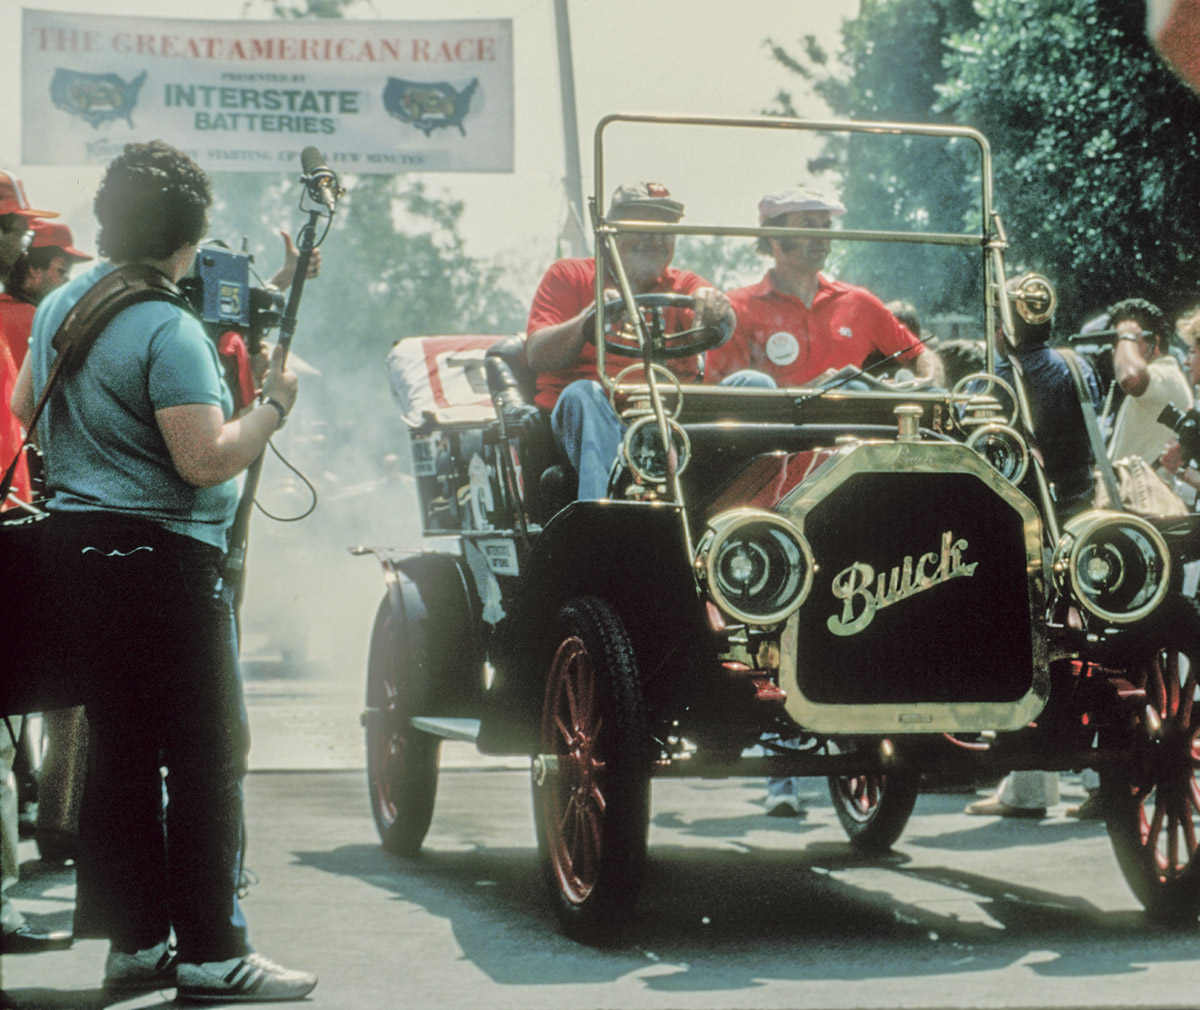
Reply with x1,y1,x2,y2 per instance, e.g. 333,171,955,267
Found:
94,141,211,262
1107,297,1170,353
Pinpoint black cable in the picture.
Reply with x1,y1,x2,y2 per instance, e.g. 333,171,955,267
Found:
253,439,318,522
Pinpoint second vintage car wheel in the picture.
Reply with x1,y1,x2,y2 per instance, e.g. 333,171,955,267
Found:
1102,599,1200,922
532,596,651,944
827,769,920,854
364,595,441,857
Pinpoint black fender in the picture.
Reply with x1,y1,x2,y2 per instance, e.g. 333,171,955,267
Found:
361,548,486,718
483,500,717,751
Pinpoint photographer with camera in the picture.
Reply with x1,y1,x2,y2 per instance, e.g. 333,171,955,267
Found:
10,142,315,1001
1159,307,1200,493
1107,298,1193,468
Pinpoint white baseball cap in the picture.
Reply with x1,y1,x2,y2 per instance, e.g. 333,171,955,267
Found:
758,187,846,224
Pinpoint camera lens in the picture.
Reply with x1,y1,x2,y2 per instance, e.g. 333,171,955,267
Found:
1158,403,1184,429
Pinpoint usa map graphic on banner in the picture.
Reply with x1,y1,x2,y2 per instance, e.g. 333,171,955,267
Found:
22,10,514,174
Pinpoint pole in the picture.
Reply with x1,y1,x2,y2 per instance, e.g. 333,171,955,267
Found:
554,0,588,257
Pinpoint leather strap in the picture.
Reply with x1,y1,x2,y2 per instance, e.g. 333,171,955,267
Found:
1058,347,1123,512
1,264,192,503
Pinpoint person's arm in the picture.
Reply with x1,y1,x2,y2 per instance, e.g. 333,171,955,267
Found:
1160,439,1200,490
10,352,34,431
525,308,598,374
1113,336,1151,397
266,229,321,292
912,348,945,386
156,344,297,488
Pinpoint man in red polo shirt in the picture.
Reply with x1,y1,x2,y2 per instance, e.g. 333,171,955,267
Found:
525,181,739,499
0,218,93,369
707,187,943,388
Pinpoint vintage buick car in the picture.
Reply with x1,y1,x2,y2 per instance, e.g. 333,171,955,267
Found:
357,114,1200,943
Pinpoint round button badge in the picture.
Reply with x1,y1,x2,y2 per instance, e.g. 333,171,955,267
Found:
765,331,801,366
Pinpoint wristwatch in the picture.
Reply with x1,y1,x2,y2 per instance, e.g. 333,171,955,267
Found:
263,396,288,429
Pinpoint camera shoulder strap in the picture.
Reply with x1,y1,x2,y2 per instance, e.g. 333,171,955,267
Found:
1,264,192,504
1058,347,1124,512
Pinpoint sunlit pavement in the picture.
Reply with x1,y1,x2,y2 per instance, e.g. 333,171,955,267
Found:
4,678,1200,1010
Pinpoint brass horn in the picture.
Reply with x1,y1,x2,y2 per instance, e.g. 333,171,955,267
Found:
1006,272,1057,326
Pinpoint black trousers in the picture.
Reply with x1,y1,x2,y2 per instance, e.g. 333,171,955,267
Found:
43,511,250,962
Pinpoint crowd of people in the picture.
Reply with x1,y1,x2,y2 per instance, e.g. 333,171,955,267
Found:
2,147,317,1002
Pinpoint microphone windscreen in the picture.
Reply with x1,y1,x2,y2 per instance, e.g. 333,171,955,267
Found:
300,146,325,175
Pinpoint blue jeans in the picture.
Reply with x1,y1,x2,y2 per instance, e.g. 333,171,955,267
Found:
44,512,251,962
550,370,775,500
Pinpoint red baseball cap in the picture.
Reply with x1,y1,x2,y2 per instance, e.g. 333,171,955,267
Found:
0,170,58,219
28,219,92,261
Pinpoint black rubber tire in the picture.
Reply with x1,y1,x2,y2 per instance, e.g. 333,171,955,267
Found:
365,595,441,857
1101,599,1200,922
827,771,920,854
531,596,651,945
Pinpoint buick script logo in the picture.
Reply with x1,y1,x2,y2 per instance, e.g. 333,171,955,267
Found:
382,78,478,137
50,69,146,128
827,530,978,637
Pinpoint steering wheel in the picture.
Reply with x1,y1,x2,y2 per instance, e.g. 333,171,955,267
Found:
580,292,732,361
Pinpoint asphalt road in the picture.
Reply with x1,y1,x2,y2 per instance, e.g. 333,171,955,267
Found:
4,680,1200,1010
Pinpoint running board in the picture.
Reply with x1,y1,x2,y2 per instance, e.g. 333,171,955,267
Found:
410,717,481,743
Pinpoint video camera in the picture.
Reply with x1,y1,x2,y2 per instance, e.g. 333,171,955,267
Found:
179,243,285,356
1159,402,1200,466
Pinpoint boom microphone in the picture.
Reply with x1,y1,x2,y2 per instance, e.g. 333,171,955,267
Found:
300,146,342,210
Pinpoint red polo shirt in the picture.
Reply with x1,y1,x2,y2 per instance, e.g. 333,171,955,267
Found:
0,319,31,505
706,271,923,386
0,294,36,368
525,257,710,410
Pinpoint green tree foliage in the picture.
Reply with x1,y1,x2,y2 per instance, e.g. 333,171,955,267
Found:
769,0,1200,331
768,0,981,327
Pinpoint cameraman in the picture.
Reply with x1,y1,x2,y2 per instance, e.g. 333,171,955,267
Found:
10,142,316,1002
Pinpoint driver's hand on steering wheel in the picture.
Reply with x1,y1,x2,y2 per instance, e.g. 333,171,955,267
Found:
692,286,736,332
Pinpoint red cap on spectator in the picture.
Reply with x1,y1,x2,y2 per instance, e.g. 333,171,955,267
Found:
28,219,91,261
0,171,58,219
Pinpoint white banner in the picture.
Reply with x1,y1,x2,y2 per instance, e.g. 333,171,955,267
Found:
21,9,513,174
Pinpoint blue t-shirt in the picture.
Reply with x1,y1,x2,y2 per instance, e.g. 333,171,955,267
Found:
998,343,1101,514
29,262,238,549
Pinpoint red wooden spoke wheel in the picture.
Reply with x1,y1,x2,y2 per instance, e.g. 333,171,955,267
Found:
1103,601,1200,922
533,597,650,944
365,596,440,857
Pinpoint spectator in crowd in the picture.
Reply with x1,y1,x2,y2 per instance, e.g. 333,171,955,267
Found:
706,187,944,388
1107,297,1193,466
11,141,315,1001
937,338,987,390
525,182,741,499
1,171,72,955
965,273,1102,819
0,219,92,368
1160,306,1200,492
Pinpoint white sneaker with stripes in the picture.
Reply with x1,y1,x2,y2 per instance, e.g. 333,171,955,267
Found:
175,952,317,1003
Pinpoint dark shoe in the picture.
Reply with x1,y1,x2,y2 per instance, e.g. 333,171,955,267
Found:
0,923,74,954
1067,792,1104,820
103,940,177,994
963,796,1046,819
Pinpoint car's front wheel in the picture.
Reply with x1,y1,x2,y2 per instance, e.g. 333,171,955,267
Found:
532,596,651,944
